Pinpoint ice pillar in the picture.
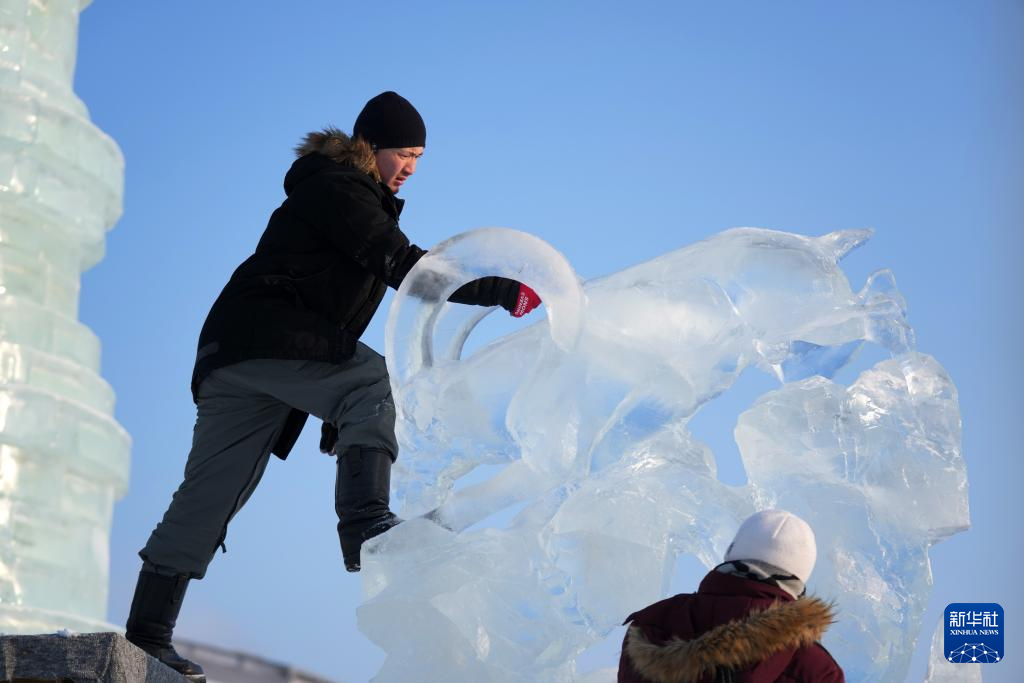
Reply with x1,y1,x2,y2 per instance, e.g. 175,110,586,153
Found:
0,0,129,632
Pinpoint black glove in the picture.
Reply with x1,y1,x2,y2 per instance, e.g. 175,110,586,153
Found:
448,276,521,310
320,422,339,455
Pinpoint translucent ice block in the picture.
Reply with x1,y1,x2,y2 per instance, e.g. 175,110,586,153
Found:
360,226,966,681
0,0,129,632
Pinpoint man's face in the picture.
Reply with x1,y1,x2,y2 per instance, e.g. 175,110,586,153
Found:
374,147,424,193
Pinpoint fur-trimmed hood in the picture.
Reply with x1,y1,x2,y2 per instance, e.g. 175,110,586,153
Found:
294,127,380,182
625,596,836,683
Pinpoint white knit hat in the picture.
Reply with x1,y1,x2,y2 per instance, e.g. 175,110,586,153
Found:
724,509,817,583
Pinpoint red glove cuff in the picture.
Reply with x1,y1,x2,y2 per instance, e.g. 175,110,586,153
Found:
512,284,542,317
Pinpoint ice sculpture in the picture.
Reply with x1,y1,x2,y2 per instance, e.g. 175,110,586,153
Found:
926,617,984,681
0,0,129,632
358,227,967,681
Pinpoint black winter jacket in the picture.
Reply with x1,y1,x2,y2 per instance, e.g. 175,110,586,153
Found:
191,131,518,458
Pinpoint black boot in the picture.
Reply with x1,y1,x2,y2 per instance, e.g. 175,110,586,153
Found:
125,569,206,682
336,446,402,572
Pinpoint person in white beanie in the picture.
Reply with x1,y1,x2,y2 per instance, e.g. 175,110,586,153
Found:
618,509,844,682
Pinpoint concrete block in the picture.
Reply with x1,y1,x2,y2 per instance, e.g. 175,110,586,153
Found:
0,632,188,683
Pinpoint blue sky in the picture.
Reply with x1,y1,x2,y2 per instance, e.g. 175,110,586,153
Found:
74,2,1021,680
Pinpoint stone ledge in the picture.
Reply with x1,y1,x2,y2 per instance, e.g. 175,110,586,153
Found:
0,632,187,683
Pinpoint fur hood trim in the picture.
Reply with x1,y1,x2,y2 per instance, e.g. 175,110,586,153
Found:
625,597,835,683
294,127,380,182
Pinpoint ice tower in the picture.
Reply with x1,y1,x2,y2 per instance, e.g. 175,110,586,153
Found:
0,0,129,632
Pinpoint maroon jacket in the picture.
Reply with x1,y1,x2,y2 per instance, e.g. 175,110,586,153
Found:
618,571,843,683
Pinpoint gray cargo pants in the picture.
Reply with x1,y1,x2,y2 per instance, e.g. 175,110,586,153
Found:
139,342,398,579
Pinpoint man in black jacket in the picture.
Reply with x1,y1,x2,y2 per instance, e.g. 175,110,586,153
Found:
124,92,541,681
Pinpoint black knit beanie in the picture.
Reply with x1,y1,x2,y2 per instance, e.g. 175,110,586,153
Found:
353,91,426,149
